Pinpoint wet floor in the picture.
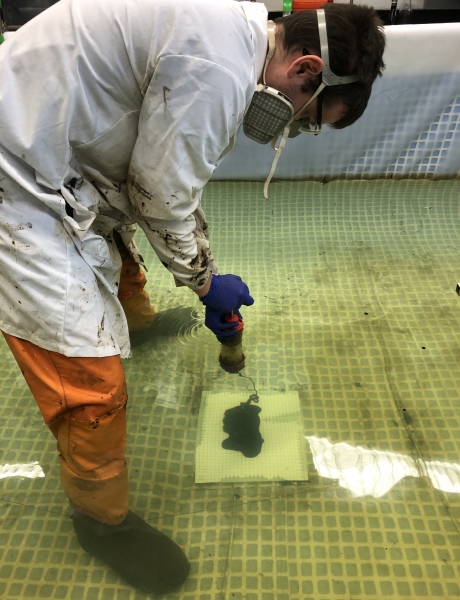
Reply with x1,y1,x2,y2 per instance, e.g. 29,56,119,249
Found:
1,179,460,599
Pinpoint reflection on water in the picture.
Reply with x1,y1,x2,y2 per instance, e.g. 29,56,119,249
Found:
308,436,460,497
0,462,45,479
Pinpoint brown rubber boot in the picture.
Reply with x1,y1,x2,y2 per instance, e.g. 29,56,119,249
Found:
72,510,190,594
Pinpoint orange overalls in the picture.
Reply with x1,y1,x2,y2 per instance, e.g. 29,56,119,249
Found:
2,250,154,525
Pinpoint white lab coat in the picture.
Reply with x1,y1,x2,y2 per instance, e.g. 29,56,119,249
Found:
0,0,267,358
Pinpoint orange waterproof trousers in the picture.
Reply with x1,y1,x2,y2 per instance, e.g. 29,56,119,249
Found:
2,252,155,525
117,245,156,332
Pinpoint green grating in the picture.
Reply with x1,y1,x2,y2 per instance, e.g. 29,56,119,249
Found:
1,179,460,599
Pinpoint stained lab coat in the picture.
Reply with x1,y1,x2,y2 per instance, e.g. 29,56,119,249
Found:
0,0,267,358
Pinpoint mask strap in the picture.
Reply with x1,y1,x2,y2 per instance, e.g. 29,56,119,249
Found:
264,125,289,199
292,81,326,121
262,22,277,85
317,8,359,86
264,81,326,199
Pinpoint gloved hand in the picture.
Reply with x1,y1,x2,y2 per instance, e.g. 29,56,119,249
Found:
200,274,254,313
204,307,243,338
200,274,254,337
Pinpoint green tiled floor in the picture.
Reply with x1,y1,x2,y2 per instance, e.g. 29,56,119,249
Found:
1,180,460,599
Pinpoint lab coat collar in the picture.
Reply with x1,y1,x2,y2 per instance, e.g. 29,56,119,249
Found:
239,1,269,87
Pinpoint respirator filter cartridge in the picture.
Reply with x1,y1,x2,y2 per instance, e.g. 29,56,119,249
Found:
243,86,294,145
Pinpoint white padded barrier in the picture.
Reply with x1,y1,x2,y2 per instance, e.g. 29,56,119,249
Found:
213,23,460,180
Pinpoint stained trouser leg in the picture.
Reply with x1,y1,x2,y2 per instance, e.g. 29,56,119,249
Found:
117,241,156,332
2,331,191,592
2,331,129,525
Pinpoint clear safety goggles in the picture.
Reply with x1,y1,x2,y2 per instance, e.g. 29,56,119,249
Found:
294,91,323,136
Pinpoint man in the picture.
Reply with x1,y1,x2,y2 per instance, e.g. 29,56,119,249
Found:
0,0,385,593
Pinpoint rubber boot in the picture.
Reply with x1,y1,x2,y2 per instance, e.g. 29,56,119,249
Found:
72,510,190,594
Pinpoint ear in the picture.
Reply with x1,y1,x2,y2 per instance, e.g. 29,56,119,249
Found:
287,55,324,81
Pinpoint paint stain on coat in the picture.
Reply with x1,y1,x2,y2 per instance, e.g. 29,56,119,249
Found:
163,86,171,107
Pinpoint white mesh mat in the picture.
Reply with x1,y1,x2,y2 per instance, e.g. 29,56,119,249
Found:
195,391,308,483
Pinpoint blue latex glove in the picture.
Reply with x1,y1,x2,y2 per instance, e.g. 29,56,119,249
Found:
200,274,254,313
200,274,254,337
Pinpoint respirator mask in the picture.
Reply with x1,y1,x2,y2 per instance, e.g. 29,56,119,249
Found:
243,9,359,197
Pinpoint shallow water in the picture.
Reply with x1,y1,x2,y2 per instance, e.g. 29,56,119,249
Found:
1,179,460,599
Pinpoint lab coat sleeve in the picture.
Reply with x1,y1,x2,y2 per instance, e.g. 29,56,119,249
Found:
127,54,248,290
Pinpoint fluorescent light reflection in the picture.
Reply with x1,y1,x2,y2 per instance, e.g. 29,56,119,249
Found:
0,461,45,479
307,437,460,497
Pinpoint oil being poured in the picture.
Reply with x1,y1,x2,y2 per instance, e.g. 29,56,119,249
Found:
221,372,264,458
